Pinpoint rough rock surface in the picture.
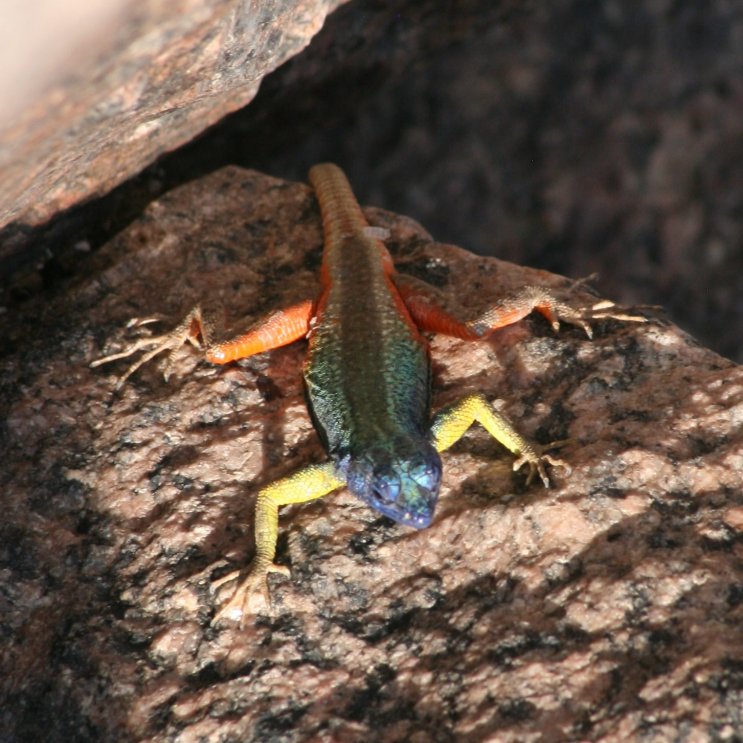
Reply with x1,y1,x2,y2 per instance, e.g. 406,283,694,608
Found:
0,0,344,232
2,168,742,741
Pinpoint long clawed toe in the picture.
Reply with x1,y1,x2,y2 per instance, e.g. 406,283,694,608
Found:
585,299,650,324
91,332,184,390
90,309,205,390
513,438,573,488
211,562,290,628
549,276,655,337
551,299,651,340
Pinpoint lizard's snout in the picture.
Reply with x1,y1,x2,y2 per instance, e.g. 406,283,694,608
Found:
345,445,442,529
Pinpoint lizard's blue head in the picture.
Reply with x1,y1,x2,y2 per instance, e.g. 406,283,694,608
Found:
340,440,442,529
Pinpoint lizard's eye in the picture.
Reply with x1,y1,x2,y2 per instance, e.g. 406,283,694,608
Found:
371,467,401,504
409,460,440,492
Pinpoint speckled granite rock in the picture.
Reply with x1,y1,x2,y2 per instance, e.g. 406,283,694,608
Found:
1,168,742,741
0,0,344,233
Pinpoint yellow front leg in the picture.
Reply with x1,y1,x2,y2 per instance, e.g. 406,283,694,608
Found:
213,462,345,624
430,393,568,487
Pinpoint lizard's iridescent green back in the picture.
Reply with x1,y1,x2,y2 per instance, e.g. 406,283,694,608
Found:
304,164,431,458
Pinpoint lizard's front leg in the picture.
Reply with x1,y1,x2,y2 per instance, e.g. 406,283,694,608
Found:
212,462,345,626
91,299,314,389
430,393,568,487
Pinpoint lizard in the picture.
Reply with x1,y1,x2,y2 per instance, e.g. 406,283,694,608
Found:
92,163,646,624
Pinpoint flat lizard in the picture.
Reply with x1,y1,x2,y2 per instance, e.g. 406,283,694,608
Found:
92,163,645,624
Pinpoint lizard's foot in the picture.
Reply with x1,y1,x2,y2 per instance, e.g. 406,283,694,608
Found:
212,561,290,626
541,297,649,339
513,442,572,488
90,307,205,390
536,278,653,338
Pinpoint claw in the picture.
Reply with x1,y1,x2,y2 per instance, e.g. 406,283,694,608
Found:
549,298,648,340
126,315,164,328
212,561,290,627
513,441,572,488
91,307,205,390
91,334,181,389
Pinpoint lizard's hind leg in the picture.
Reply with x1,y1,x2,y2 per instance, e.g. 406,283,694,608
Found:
91,299,314,390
